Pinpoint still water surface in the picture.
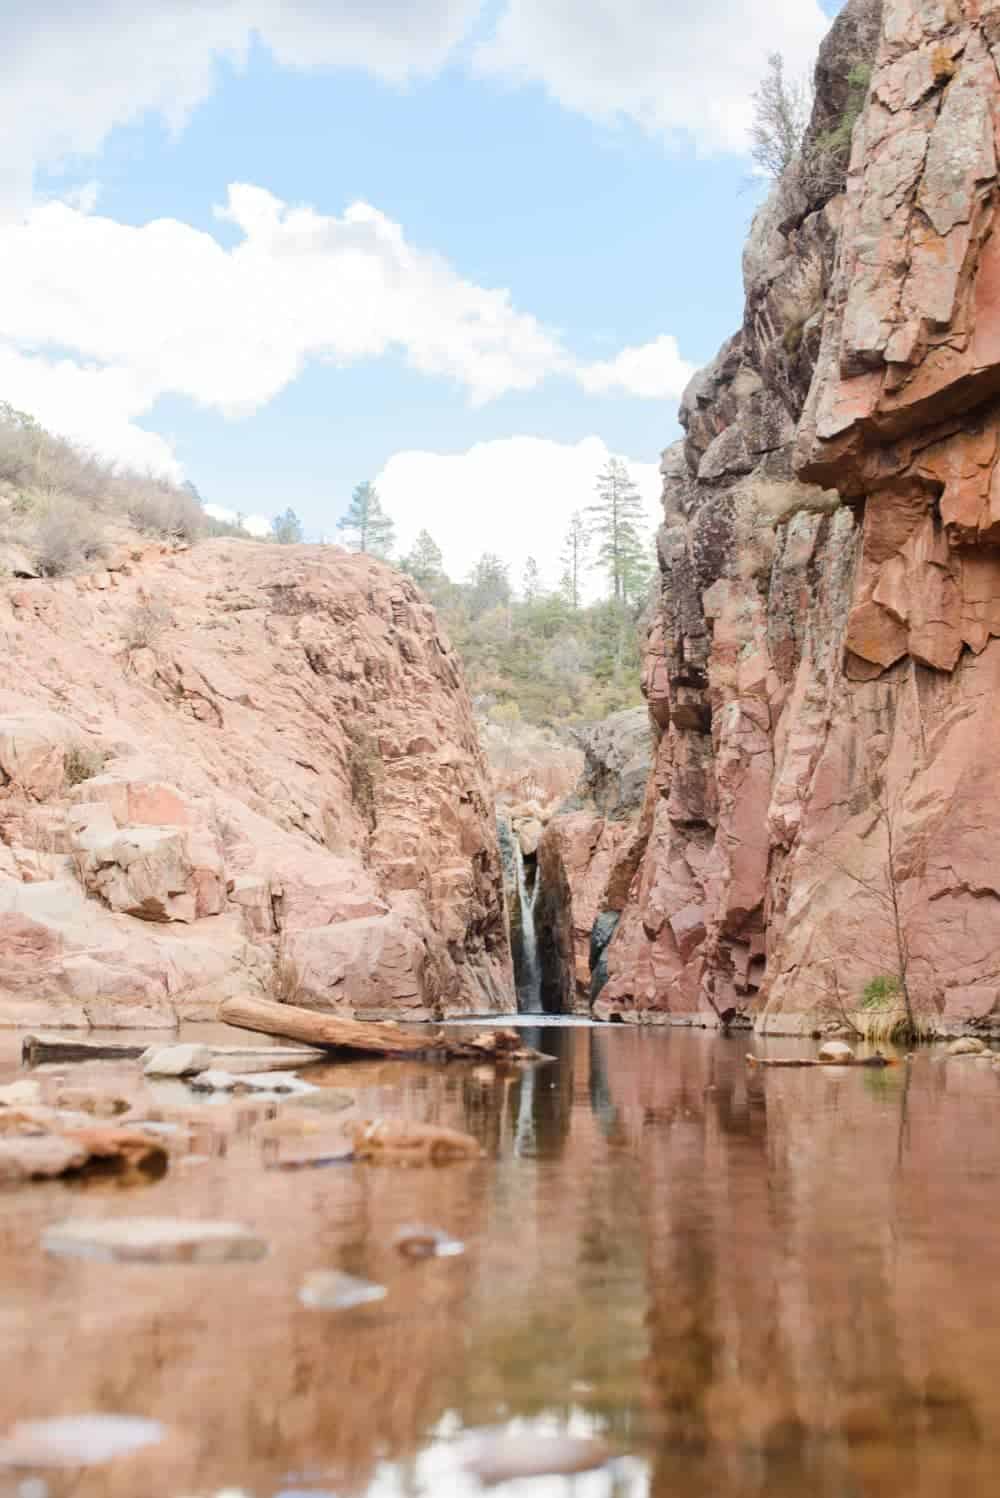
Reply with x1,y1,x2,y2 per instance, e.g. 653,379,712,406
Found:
0,1025,997,1497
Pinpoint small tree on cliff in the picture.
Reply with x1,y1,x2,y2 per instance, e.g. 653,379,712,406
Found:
587,459,649,607
560,511,589,610
337,481,395,558
750,52,811,179
271,508,303,544
401,529,445,590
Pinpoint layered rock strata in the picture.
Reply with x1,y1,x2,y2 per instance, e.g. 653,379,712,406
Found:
600,0,1000,1033
0,541,513,1027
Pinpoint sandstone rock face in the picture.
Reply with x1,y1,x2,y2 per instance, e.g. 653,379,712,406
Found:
601,0,1000,1034
0,542,513,1026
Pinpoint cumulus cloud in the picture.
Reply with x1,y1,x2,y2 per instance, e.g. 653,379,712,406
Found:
0,187,690,477
579,335,695,401
1,0,483,216
0,345,179,477
379,435,662,600
0,187,566,415
475,0,828,153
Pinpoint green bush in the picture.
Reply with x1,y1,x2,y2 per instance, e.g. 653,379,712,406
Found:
861,974,902,1010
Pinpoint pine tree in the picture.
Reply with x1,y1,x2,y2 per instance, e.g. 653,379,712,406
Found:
401,529,446,590
559,511,589,610
586,459,648,605
521,556,542,604
271,507,303,544
468,553,511,618
336,481,395,557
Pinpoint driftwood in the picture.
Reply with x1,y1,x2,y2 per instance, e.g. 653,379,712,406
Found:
22,1034,150,1066
219,996,549,1063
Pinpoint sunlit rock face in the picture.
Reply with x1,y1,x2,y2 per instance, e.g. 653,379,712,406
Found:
0,541,513,1025
602,0,1000,1034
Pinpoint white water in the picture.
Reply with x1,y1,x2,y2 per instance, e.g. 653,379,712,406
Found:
514,842,543,1014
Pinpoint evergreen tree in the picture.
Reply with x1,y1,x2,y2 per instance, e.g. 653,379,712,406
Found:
468,552,511,618
521,556,542,604
337,481,395,557
271,507,303,544
586,459,648,605
559,511,589,610
401,529,446,590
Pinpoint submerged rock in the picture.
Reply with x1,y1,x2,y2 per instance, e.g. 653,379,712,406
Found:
43,1217,267,1263
188,1069,318,1096
392,1224,465,1259
0,1081,43,1108
0,1414,165,1468
460,1430,611,1484
353,1119,482,1164
299,1270,387,1310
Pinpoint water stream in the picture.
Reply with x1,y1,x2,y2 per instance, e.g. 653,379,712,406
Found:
3,1026,1000,1497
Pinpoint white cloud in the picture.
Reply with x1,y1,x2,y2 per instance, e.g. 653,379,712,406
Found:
0,345,179,477
1,0,483,217
378,435,661,601
579,334,695,401
203,504,272,537
475,0,828,154
0,187,566,416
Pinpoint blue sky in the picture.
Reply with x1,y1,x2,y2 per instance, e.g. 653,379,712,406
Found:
1,0,834,585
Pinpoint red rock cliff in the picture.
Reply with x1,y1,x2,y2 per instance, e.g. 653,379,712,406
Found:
599,0,1000,1035
0,541,513,1026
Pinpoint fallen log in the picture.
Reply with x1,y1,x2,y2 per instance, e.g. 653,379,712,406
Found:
219,996,549,1062
746,1053,894,1069
22,1034,150,1066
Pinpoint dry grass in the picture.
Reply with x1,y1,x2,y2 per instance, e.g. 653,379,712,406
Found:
271,954,303,1006
124,599,175,650
64,742,106,787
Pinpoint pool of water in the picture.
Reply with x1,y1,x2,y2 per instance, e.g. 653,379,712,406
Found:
0,1025,998,1497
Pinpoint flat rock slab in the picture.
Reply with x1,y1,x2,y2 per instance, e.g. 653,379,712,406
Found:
299,1270,387,1310
43,1217,268,1264
0,1414,165,1468
0,1081,43,1108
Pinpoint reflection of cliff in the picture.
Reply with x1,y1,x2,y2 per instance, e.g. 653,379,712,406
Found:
601,0,1000,1034
4,1031,1000,1496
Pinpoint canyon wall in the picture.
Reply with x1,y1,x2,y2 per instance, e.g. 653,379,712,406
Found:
0,540,513,1027
600,0,1000,1034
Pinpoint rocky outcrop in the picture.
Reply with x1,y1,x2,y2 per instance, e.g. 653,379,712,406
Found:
0,541,513,1026
602,0,1000,1034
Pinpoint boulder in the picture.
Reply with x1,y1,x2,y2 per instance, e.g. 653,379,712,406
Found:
818,1041,855,1064
143,1044,214,1077
42,1217,268,1263
948,1037,987,1057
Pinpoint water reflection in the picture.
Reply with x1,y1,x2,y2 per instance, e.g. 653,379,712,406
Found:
0,1029,998,1496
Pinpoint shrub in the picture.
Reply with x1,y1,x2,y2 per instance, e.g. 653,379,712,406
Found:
33,500,108,576
122,478,203,542
346,729,384,832
271,953,302,1006
862,974,902,1010
124,599,175,650
64,742,106,786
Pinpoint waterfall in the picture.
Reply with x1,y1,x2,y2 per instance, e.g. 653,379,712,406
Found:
514,842,543,1014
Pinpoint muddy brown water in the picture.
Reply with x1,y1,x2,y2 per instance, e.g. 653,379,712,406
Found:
0,1024,998,1497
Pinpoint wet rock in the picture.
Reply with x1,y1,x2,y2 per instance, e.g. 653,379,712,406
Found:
0,1414,165,1468
53,1088,131,1118
143,1044,214,1078
948,1038,987,1056
0,1136,89,1182
0,1081,43,1108
299,1270,387,1310
392,1225,465,1259
818,1041,855,1064
460,1430,611,1484
42,1217,268,1263
353,1119,482,1164
188,1069,318,1096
